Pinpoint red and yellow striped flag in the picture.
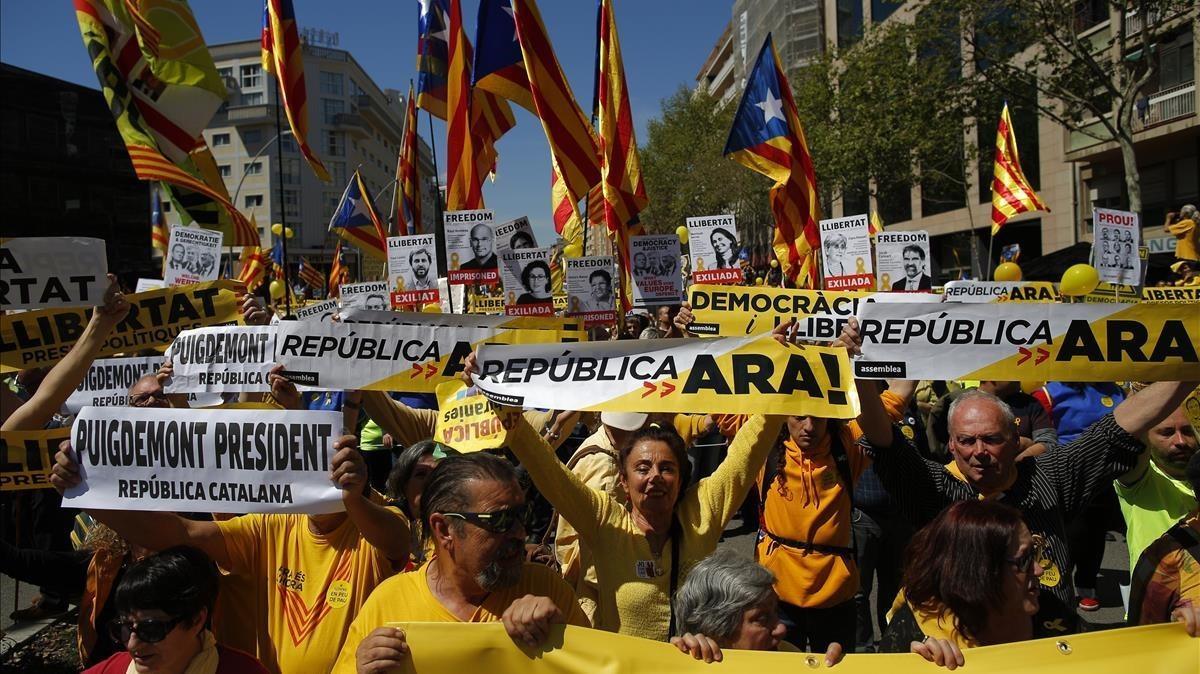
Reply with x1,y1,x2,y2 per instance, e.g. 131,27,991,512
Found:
990,103,1047,235
396,84,421,236
446,0,484,210
237,219,268,291
328,241,349,297
262,0,330,182
297,257,325,292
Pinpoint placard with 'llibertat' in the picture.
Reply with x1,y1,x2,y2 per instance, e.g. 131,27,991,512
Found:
0,237,108,310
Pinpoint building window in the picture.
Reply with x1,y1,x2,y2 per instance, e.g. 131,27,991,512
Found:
837,0,863,49
319,71,344,96
240,91,265,106
872,0,903,24
282,158,302,185
244,161,263,175
323,98,345,124
323,191,339,219
283,189,301,217
240,64,262,89
279,136,297,153
218,164,231,177
330,161,346,186
244,194,263,208
242,128,262,144
212,133,231,146
326,131,344,157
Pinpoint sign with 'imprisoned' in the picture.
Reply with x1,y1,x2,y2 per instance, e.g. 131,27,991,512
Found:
63,407,344,514
470,335,859,417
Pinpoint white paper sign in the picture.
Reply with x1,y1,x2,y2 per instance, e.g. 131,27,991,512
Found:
65,407,344,514
387,234,440,307
565,256,617,324
686,215,743,285
294,299,340,322
1093,208,1141,285
819,215,874,291
164,226,223,287
500,247,554,317
339,281,390,311
631,235,683,306
0,237,108,310
135,278,167,293
444,209,498,285
164,326,277,393
876,231,932,292
494,216,538,256
65,356,223,414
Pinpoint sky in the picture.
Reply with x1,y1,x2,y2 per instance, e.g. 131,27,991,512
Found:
0,0,734,244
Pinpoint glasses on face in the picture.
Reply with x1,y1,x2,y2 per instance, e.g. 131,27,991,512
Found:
1007,534,1048,574
440,504,528,534
109,615,185,644
130,391,169,407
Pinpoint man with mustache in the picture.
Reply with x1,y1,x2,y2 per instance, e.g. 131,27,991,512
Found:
333,453,588,673
840,318,1199,637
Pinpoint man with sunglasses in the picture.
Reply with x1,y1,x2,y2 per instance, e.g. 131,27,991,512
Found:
332,452,588,673
841,318,1200,637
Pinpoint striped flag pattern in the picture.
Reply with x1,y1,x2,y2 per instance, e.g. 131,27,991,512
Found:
869,210,884,238
396,84,421,236
446,0,485,209
990,103,1048,235
237,235,269,292
150,185,169,257
551,161,582,249
297,257,325,292
328,171,388,260
128,145,258,247
262,0,330,182
328,242,349,297
723,35,821,288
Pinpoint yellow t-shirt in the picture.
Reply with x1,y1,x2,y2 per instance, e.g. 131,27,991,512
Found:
330,561,589,673
512,415,782,640
1167,217,1198,262
213,514,398,674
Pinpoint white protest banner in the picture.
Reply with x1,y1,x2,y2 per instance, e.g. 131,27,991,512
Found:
339,307,583,333
565,256,617,325
1093,208,1141,285
275,320,577,392
1141,286,1200,303
64,407,344,514
471,335,858,417
0,237,108,310
387,234,440,308
295,299,339,322
444,209,498,285
631,234,683,306
135,278,167,293
164,226,223,286
876,231,932,292
500,247,554,317
65,356,222,414
942,281,1060,303
686,215,743,285
164,326,276,393
339,281,390,311
853,301,1200,381
819,215,874,291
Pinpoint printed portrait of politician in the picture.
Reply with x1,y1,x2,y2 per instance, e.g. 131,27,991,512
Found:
890,244,932,291
407,247,437,291
364,294,389,311
580,269,614,312
509,230,535,250
822,232,850,276
168,243,186,271
633,252,647,276
516,260,553,304
460,223,497,270
709,227,740,269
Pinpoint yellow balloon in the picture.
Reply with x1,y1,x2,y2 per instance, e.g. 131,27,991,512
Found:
268,280,285,299
562,243,583,258
675,226,688,245
421,303,442,313
754,277,764,286
271,223,283,236
769,259,779,268
994,262,1022,282
285,226,295,239
1060,263,1100,297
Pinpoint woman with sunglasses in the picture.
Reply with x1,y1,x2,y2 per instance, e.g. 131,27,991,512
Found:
84,546,267,674
878,500,1045,670
385,440,460,565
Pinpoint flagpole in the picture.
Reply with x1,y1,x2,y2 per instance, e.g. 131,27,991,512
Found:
273,78,293,317
388,93,406,237
426,109,455,314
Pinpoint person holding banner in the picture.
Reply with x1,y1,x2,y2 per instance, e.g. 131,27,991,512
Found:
840,317,1200,636
1128,452,1200,634
332,452,589,673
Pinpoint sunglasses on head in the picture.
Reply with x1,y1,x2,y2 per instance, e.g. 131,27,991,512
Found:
440,504,528,534
109,615,185,644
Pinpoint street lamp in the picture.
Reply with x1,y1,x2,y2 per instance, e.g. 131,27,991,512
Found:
232,129,293,210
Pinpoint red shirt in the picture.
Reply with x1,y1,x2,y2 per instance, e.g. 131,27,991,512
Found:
83,645,269,674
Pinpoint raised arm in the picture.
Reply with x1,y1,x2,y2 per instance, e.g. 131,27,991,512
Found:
690,414,784,536
838,317,895,447
331,434,411,562
1113,381,1200,438
3,276,128,431
360,390,438,447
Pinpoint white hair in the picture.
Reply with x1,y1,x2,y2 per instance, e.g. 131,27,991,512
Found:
673,549,775,641
947,388,1016,436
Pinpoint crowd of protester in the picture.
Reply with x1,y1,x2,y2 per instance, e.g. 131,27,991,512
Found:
2,266,1199,674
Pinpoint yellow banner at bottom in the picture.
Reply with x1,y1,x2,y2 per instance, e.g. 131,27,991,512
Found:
389,622,1196,673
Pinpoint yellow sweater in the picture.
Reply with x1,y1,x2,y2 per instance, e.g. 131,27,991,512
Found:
508,415,782,640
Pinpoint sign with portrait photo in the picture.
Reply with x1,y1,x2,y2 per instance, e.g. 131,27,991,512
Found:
500,247,554,317
565,256,617,325
630,235,683,307
164,226,223,287
387,234,440,308
339,281,390,312
818,214,874,291
686,215,743,285
443,209,498,285
1093,208,1141,286
875,231,932,292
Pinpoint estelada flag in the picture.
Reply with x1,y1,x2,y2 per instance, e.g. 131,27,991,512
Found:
723,34,821,289
262,0,330,182
328,171,388,260
990,103,1048,235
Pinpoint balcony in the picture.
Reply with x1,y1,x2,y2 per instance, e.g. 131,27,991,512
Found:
353,94,403,143
1135,81,1196,129
331,112,369,139
222,104,277,125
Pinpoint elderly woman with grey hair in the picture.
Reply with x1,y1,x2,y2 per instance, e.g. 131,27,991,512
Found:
668,549,845,665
